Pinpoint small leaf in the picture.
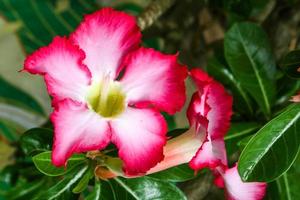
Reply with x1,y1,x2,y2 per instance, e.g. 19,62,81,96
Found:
225,122,260,141
149,164,196,182
20,128,53,156
0,76,45,115
32,151,86,176
112,176,187,200
5,179,45,200
224,22,276,117
207,57,255,115
72,167,93,193
85,180,101,200
33,165,88,200
238,103,300,182
280,50,300,78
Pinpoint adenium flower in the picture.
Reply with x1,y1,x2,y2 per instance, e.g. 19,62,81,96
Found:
124,68,265,200
23,8,187,175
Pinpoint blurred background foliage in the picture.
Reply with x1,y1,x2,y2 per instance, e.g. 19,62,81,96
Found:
0,0,300,199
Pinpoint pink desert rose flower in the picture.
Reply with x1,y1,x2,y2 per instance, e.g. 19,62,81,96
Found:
144,69,266,200
23,8,187,175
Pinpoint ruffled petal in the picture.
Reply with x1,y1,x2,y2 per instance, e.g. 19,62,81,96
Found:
189,138,227,170
120,47,187,114
110,107,167,175
71,8,141,80
51,99,111,166
24,36,91,103
189,68,233,139
222,165,267,200
187,69,232,170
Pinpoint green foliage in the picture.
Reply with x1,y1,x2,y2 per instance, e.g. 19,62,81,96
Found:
280,50,300,78
224,22,276,118
20,128,53,156
1,0,300,199
148,164,196,182
238,104,300,182
32,151,87,176
33,165,88,200
107,177,187,200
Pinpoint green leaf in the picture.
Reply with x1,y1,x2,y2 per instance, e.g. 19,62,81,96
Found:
85,180,101,200
224,22,276,117
207,57,254,115
72,167,93,193
225,122,261,141
225,122,260,156
0,0,99,54
32,151,86,176
149,164,196,182
238,104,300,182
0,76,45,115
270,153,300,200
20,128,53,156
280,50,300,78
33,165,88,200
111,176,187,200
5,179,45,200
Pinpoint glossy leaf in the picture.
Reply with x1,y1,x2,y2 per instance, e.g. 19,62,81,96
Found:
32,151,86,176
225,122,260,156
110,176,187,200
149,164,196,182
0,0,99,54
4,179,45,200
85,180,101,200
33,165,88,200
280,50,300,78
20,128,53,156
225,122,260,141
224,22,276,117
207,57,254,115
0,76,44,115
72,167,93,193
238,103,300,182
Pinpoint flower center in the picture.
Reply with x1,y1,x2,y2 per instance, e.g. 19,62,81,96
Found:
87,77,126,118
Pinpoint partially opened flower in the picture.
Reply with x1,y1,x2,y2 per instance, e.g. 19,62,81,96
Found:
145,68,232,174
144,69,266,200
23,8,187,175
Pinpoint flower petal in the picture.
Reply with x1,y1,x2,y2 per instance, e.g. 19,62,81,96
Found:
24,36,91,103
51,99,111,166
222,164,267,200
189,138,227,170
110,107,167,175
189,68,233,139
120,47,187,114
71,8,141,80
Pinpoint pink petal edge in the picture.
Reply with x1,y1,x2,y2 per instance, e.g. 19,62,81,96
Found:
120,47,188,115
24,36,91,103
51,99,111,166
110,107,167,175
70,7,141,80
222,164,267,200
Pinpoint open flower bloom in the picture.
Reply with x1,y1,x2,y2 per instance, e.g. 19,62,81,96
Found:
23,8,187,175
144,69,266,199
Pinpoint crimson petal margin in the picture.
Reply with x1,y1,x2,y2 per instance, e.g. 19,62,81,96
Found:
222,164,267,200
110,107,167,176
51,99,111,166
71,8,141,80
120,47,188,115
24,36,91,104
190,68,233,139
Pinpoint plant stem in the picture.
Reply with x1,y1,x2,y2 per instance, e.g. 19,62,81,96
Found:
137,0,176,30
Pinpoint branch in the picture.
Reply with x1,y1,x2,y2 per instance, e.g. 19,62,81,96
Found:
137,0,176,30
